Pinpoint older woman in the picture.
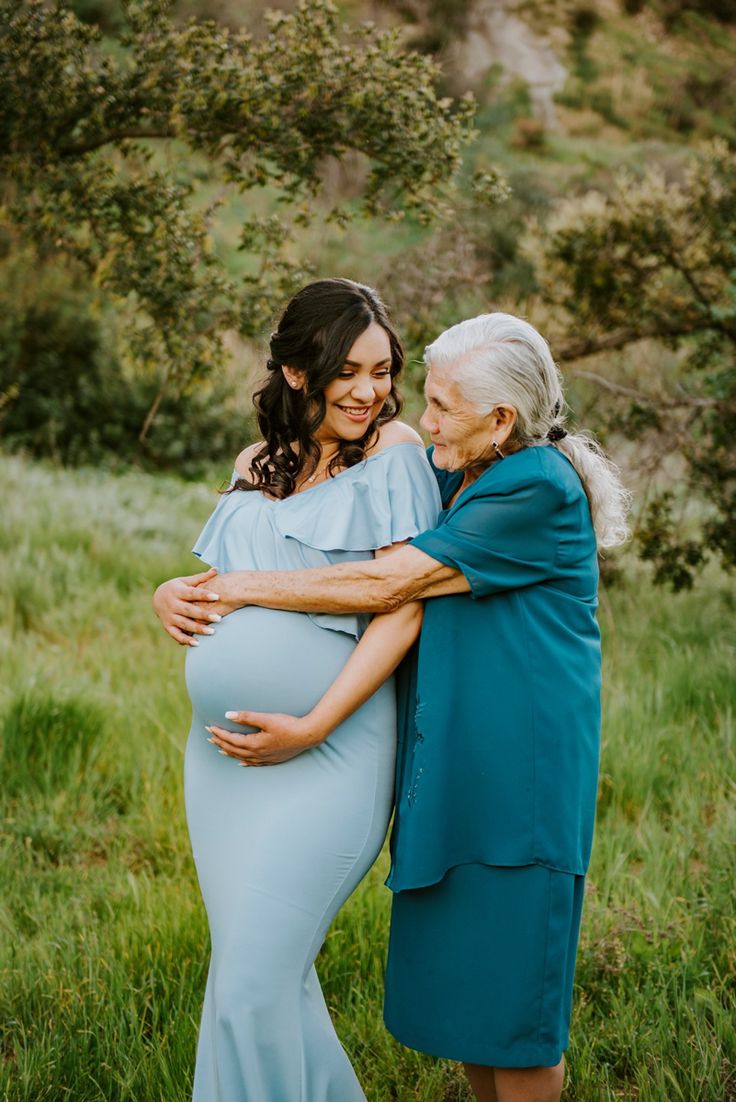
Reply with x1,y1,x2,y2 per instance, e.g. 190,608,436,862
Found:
158,313,629,1102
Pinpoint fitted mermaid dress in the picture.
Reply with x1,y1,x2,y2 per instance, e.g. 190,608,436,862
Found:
183,443,440,1102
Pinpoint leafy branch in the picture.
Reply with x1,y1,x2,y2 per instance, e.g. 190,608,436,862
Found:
529,141,736,586
1,0,482,437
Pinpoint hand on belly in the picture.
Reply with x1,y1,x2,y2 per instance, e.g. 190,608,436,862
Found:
185,605,356,731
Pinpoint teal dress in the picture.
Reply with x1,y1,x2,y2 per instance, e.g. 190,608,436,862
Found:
384,444,601,1068
183,443,441,1102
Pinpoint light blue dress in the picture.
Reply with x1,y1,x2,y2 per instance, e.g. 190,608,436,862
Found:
183,443,440,1102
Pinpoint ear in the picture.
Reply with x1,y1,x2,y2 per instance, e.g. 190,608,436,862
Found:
489,403,517,447
282,365,306,391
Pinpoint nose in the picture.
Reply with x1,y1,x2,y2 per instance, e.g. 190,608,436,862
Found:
419,405,435,433
350,377,377,403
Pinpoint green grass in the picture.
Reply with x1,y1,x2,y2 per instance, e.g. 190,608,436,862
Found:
0,453,734,1101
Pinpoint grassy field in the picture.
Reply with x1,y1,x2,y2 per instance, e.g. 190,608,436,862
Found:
0,452,734,1102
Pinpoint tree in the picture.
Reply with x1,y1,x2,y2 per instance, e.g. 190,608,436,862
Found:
529,140,736,587
0,0,481,438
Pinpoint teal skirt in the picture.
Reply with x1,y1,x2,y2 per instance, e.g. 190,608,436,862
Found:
383,863,585,1068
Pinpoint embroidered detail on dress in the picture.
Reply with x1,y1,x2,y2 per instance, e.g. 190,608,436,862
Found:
407,767,425,807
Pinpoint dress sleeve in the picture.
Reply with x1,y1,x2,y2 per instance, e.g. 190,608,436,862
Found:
191,472,240,570
410,472,565,598
273,443,441,552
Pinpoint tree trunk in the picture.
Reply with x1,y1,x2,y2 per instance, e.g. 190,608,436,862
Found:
138,369,171,443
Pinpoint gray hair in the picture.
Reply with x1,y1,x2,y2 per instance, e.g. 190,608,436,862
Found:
425,313,631,549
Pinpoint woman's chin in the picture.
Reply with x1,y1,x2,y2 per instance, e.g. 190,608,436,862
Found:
431,446,450,468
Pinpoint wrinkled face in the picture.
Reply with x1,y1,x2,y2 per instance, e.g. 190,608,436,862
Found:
420,365,500,472
306,322,394,445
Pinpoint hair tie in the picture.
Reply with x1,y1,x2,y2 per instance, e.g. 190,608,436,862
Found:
547,424,567,442
267,358,281,372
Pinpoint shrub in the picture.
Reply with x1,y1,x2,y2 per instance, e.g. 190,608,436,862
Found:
65,0,122,31
0,267,124,464
658,0,736,24
510,116,547,149
619,0,735,23
0,257,249,475
569,4,600,83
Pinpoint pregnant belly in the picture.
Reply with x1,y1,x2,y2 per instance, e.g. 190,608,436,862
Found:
185,606,357,731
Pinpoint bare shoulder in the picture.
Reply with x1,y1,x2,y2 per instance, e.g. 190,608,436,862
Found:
234,442,265,481
372,420,424,453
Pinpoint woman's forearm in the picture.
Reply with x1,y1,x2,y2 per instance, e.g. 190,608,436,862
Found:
213,545,465,617
307,602,423,740
220,561,400,614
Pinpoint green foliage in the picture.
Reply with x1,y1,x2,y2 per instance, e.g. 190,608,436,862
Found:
375,0,472,57
657,0,736,26
0,258,116,462
637,494,706,590
510,116,547,149
530,140,736,586
1,454,734,1099
0,0,478,438
475,166,550,299
661,67,736,136
0,254,247,473
1,693,104,796
376,226,491,387
616,0,735,23
569,4,600,83
66,0,123,30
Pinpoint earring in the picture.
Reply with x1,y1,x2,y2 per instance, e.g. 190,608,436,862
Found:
492,439,505,459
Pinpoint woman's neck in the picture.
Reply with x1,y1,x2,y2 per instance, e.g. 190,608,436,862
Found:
459,458,495,492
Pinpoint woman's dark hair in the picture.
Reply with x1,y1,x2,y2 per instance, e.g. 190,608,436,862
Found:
233,278,403,499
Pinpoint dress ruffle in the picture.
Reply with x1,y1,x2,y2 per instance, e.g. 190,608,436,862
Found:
192,483,263,575
273,443,442,552
191,442,441,639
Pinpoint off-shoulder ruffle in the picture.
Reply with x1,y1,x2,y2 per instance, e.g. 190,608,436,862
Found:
192,476,254,573
273,443,441,551
191,442,441,639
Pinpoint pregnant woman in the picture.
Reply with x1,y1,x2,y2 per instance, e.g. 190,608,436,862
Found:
153,278,440,1101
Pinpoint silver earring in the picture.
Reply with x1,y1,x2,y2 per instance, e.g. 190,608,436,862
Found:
492,439,505,459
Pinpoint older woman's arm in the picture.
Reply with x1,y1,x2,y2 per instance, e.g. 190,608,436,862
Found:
150,547,456,642
205,472,569,620
206,540,431,765
206,545,469,620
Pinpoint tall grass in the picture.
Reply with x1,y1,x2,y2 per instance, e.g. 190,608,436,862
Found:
0,453,733,1101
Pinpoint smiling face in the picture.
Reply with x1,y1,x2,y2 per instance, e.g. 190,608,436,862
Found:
285,321,394,447
420,365,517,473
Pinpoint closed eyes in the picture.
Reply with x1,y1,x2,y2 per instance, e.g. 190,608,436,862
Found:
338,368,391,379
